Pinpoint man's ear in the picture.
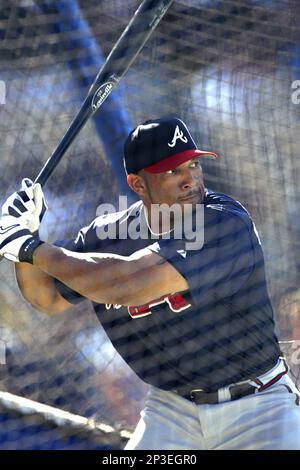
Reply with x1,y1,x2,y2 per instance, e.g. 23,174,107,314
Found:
127,173,147,197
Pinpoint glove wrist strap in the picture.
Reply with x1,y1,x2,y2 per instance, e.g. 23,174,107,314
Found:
19,237,44,264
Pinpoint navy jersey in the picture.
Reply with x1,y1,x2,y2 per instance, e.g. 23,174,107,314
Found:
55,190,281,392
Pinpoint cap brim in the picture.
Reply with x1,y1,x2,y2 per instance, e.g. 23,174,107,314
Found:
144,149,218,174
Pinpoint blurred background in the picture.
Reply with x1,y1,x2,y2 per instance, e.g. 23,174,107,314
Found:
0,0,299,449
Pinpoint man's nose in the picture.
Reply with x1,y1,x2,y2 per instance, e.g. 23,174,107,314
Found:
181,169,198,190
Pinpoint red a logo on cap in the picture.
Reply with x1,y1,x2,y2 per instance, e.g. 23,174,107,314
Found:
168,125,188,148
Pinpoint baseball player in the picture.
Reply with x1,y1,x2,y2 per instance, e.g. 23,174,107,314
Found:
0,117,299,450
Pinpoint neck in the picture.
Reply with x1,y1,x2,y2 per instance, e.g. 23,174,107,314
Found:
142,204,174,236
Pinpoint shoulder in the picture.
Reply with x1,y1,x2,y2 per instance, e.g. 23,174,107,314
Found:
204,189,252,227
204,189,249,214
201,189,255,248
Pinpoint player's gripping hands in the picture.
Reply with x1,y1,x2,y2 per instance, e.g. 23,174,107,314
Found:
0,179,47,263
2,178,47,233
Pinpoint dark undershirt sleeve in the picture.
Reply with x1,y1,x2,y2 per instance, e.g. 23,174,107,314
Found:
53,231,86,305
54,278,84,305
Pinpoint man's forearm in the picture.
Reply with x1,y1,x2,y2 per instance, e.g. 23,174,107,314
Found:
31,242,185,307
32,243,137,305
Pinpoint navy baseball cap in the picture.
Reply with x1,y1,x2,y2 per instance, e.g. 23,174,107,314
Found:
123,117,218,174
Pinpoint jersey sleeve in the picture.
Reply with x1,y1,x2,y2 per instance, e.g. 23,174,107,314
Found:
148,205,255,305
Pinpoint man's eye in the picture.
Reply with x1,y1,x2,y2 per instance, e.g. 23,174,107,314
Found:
190,160,201,168
165,169,177,175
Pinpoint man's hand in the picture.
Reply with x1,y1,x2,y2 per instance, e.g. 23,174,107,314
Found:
0,179,46,262
0,214,43,263
2,178,47,233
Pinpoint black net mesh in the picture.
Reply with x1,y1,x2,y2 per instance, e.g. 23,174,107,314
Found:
0,0,299,449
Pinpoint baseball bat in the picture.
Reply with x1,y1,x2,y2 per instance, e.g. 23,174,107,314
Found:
34,0,174,186
0,0,174,262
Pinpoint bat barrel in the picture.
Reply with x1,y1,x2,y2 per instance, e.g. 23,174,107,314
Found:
35,0,174,187
34,98,92,186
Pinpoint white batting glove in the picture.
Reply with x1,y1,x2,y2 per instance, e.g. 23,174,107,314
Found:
1,178,47,233
0,214,43,263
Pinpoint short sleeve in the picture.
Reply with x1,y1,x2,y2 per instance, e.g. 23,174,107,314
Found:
149,206,255,305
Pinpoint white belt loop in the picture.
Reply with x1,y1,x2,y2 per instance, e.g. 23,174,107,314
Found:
217,386,232,403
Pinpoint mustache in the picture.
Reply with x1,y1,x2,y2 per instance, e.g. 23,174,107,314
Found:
178,190,204,200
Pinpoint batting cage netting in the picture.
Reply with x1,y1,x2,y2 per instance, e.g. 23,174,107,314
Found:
0,0,299,449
